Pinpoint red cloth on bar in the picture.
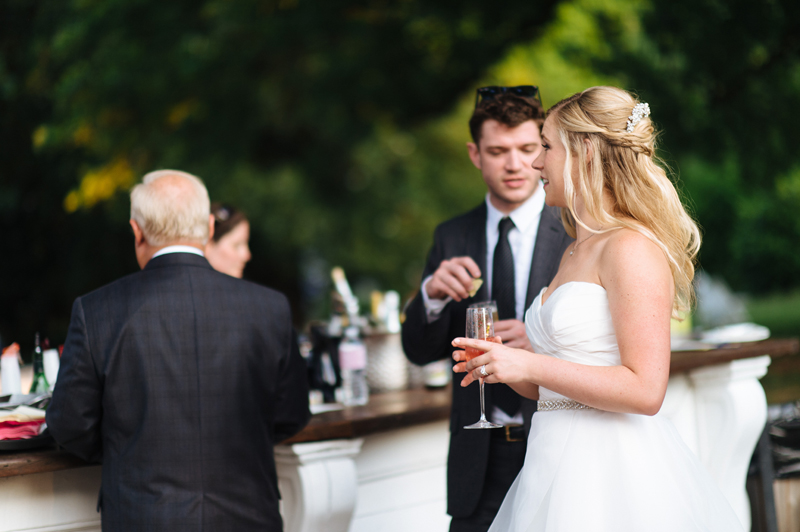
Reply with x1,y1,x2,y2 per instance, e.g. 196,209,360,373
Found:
0,420,45,440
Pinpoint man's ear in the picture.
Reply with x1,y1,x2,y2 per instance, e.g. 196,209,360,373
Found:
207,214,215,242
467,142,482,170
130,219,145,246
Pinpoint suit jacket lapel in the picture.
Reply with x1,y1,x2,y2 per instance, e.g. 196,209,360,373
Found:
526,205,566,308
466,203,488,301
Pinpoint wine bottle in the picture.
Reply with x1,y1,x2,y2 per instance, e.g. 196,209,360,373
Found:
30,332,50,395
338,326,368,406
308,324,341,404
331,267,359,323
1,339,22,395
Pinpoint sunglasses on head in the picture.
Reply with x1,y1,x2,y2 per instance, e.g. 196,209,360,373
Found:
475,85,542,108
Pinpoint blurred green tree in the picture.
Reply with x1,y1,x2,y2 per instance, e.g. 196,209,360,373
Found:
587,0,800,292
0,0,561,346
5,0,800,353
482,0,800,295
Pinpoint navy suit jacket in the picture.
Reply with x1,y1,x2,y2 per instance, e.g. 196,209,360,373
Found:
401,203,572,518
47,253,310,532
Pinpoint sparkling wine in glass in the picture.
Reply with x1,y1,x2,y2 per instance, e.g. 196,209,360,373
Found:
464,307,503,429
468,300,499,323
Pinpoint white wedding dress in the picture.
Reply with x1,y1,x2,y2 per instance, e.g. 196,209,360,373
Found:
488,282,744,532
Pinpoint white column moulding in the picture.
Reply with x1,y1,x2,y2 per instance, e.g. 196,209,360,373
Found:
689,355,771,531
276,438,364,532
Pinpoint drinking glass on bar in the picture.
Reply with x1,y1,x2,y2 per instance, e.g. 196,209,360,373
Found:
463,307,503,429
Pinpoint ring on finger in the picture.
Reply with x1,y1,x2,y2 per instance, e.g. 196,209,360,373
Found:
480,365,489,377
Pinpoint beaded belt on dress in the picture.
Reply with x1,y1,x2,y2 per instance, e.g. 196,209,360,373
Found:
537,399,595,412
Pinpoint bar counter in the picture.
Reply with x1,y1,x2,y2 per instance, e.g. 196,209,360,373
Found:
0,338,798,532
670,338,799,374
0,386,453,480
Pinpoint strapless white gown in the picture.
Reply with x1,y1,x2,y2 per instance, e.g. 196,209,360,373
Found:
488,282,744,532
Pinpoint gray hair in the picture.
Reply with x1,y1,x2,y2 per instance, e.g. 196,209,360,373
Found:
130,170,210,246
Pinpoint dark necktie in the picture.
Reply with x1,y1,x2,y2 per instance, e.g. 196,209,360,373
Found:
493,217,516,321
492,217,521,416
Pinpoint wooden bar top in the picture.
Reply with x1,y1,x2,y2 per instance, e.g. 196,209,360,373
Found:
0,447,94,479
0,386,452,479
2,338,797,479
283,386,452,444
669,338,799,375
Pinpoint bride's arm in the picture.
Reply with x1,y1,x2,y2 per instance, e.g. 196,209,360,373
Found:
509,382,539,400
455,232,673,415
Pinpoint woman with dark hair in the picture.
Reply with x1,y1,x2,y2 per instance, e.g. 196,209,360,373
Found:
206,203,251,278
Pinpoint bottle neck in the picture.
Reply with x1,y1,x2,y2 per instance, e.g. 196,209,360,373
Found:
33,349,44,372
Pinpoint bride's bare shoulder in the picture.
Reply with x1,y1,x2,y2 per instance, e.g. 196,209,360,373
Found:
599,227,671,284
600,226,662,254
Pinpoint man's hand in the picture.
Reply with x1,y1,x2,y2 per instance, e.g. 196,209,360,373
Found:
494,319,533,351
425,256,481,302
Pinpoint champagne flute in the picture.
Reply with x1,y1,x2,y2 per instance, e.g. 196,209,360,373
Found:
468,300,499,323
463,307,503,429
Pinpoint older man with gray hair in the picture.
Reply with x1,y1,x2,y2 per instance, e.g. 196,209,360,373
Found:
47,170,310,532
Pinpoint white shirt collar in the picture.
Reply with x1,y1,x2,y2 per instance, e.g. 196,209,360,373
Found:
152,245,205,259
484,184,546,233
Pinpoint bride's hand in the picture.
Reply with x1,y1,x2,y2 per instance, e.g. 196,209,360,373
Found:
452,337,533,387
451,336,502,374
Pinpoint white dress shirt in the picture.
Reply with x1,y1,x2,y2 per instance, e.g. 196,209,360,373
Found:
152,245,205,259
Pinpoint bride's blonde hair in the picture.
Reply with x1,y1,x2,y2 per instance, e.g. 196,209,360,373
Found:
548,86,700,317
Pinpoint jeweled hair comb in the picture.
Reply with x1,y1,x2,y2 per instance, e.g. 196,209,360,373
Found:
626,102,651,133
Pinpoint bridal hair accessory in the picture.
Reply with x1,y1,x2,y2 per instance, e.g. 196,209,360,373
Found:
480,365,489,377
212,205,231,221
626,102,650,132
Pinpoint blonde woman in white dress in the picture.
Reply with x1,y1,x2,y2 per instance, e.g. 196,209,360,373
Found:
452,86,744,532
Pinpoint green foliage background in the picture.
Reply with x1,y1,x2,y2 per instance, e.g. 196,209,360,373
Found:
2,0,800,352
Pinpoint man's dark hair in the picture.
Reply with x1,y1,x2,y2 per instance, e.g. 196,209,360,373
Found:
469,93,545,144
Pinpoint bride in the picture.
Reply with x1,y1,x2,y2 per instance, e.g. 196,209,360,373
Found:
452,86,744,531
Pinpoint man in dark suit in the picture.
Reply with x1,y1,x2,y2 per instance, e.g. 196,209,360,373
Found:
46,170,310,531
402,87,573,532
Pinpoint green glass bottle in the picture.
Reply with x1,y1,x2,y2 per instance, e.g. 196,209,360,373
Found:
30,332,50,394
